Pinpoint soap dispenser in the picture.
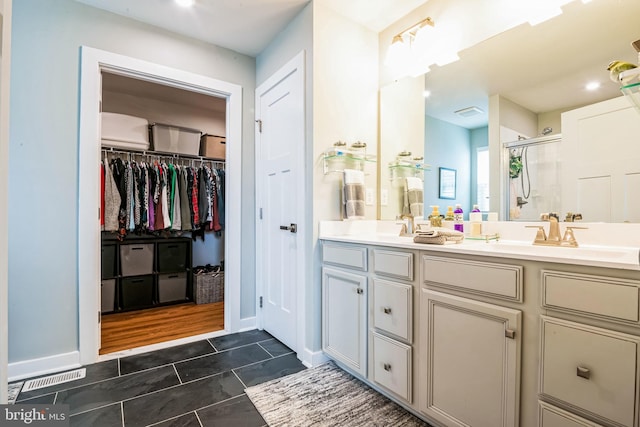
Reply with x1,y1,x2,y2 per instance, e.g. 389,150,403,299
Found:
443,206,455,229
429,205,443,228
454,204,464,233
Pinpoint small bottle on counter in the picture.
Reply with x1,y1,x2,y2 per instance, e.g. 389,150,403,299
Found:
469,204,482,236
429,205,443,228
453,204,464,233
443,206,455,229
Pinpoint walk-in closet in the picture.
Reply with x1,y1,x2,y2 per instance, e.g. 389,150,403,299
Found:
99,71,227,355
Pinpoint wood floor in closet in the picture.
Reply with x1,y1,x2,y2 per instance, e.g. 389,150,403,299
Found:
99,302,224,355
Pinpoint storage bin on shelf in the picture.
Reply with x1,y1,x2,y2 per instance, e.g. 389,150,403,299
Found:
150,123,201,155
200,134,226,159
193,266,224,304
101,112,150,151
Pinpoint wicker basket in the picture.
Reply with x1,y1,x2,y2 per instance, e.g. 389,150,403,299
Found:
194,271,224,304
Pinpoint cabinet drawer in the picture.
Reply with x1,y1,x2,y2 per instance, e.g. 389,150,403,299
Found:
422,256,523,302
542,270,640,323
540,316,640,427
373,249,413,280
539,401,603,427
372,331,412,402
372,279,412,342
322,243,367,271
158,272,188,303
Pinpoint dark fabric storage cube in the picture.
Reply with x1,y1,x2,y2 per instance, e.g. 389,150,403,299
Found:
158,272,188,303
121,275,154,309
120,243,154,276
101,279,116,313
101,244,117,279
157,241,189,273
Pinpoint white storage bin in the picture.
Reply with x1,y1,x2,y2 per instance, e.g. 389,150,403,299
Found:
101,112,150,151
151,123,201,155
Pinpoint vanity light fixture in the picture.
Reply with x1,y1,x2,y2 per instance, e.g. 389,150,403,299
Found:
175,0,195,7
385,17,435,76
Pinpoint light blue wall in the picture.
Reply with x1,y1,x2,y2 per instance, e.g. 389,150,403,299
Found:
9,0,256,363
470,126,489,208
424,116,471,216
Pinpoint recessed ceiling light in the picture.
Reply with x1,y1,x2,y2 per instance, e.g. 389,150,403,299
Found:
423,90,431,98
175,0,194,7
585,81,601,91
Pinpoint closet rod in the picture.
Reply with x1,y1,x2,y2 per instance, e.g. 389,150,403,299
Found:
101,147,225,168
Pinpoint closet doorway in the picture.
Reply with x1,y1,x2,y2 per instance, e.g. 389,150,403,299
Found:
99,72,227,355
78,47,244,365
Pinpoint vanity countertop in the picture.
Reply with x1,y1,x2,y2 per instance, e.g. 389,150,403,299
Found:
319,221,640,271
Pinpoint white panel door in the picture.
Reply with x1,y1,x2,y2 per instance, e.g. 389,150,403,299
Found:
256,53,304,351
561,97,640,222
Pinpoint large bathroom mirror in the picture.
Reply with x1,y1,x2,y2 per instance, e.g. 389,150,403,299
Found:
378,0,640,221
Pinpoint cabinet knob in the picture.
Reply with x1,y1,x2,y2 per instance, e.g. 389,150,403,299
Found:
576,366,591,380
505,329,516,339
383,307,392,314
383,363,392,372
356,288,364,295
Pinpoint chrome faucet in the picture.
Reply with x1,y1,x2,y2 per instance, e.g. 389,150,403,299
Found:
527,212,587,247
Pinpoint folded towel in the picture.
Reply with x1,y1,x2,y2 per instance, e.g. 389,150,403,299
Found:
405,177,422,191
343,183,365,202
413,229,465,245
343,168,365,185
344,200,365,220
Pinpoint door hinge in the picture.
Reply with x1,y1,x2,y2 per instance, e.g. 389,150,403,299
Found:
255,119,263,133
98,207,101,220
259,208,263,219
98,311,101,323
259,296,263,308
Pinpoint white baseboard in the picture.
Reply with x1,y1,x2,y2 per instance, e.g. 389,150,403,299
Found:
237,316,257,332
300,348,329,368
8,351,80,382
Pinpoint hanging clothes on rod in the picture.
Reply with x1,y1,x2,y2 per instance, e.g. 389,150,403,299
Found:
100,149,225,240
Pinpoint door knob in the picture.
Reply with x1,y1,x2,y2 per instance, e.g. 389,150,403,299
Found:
279,223,297,233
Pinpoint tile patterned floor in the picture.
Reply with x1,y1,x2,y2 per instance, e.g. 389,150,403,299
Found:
11,330,306,427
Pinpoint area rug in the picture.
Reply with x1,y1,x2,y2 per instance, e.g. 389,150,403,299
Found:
245,361,430,427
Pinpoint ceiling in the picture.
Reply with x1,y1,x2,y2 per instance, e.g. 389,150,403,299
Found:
75,0,429,57
77,0,640,130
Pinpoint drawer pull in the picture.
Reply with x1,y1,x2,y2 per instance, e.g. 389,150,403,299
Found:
383,363,392,372
356,288,364,295
383,307,392,314
576,366,591,380
505,329,516,339
131,247,144,251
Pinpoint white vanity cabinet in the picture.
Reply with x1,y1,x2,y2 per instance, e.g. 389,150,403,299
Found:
419,255,523,427
321,243,368,376
539,270,640,427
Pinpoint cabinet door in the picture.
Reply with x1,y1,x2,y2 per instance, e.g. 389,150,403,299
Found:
322,267,367,376
420,289,521,427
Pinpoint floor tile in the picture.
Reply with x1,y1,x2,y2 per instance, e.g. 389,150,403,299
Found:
16,359,120,401
57,365,180,415
123,371,244,427
120,340,215,375
197,394,266,427
258,338,293,357
208,329,273,351
15,393,56,405
175,343,271,383
70,403,122,427
234,353,306,387
152,412,201,427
